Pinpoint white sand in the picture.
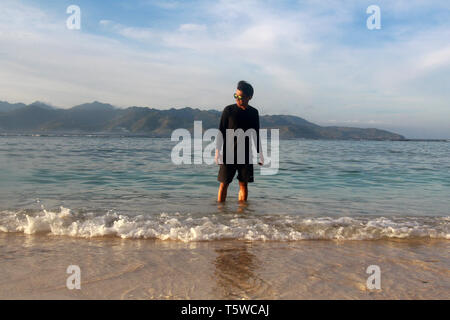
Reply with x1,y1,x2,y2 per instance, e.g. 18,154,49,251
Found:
0,233,448,299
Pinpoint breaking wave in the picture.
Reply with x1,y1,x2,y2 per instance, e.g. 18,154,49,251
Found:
0,206,448,242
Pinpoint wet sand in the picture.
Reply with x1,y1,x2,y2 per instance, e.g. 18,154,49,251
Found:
0,233,448,299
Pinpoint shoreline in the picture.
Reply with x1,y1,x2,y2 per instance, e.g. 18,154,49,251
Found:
1,233,448,299
1,132,449,141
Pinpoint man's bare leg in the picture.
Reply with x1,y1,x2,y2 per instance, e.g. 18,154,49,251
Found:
218,182,229,202
238,181,248,201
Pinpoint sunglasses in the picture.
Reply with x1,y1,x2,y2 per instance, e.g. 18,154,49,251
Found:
234,93,247,100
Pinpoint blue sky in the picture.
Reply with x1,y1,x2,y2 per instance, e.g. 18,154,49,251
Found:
0,0,449,138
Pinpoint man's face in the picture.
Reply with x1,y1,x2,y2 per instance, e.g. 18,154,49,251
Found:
235,89,251,108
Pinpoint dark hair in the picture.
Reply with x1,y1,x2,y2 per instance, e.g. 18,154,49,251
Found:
237,80,254,98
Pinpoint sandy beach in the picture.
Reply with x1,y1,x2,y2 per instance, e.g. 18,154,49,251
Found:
0,233,448,300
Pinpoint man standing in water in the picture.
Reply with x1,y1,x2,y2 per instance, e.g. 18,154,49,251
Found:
215,81,263,202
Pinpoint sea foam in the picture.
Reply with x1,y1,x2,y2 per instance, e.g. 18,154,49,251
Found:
0,206,448,242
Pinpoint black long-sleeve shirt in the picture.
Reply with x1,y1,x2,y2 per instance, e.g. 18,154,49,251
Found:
216,104,260,164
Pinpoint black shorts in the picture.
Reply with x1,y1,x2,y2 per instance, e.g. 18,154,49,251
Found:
217,164,254,184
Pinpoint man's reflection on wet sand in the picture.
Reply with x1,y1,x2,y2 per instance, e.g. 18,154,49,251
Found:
213,200,274,298
213,241,260,299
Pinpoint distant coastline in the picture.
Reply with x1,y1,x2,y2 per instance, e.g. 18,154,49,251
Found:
0,100,411,141
402,139,449,142
1,132,448,142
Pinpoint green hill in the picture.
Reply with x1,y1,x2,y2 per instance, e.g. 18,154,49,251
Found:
0,101,405,140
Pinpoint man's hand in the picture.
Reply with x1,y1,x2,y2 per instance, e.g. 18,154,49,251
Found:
215,149,222,165
258,153,264,166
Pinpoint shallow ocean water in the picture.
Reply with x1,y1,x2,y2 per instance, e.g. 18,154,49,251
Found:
0,135,449,241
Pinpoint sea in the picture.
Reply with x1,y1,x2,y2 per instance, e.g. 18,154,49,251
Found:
0,134,449,241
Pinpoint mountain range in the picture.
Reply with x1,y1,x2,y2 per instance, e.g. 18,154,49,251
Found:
0,100,406,140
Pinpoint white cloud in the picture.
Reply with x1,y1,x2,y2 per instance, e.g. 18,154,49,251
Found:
420,46,450,70
99,20,156,40
178,24,206,32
